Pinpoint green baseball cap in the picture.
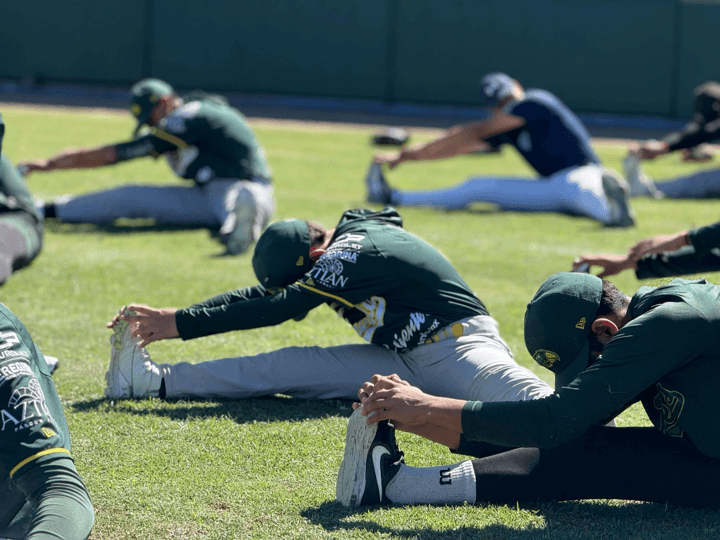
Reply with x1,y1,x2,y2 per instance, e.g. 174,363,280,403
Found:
252,219,313,289
524,272,603,389
129,78,174,135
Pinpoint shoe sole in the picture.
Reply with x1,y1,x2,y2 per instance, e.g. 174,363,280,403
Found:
336,408,378,508
223,189,258,255
105,319,130,398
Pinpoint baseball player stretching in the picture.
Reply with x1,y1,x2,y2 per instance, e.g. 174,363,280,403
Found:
367,72,635,227
624,81,720,199
104,207,552,405
574,220,720,279
0,113,43,286
19,79,274,255
0,303,94,538
338,273,720,509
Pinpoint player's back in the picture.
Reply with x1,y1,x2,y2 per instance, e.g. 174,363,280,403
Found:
505,89,600,176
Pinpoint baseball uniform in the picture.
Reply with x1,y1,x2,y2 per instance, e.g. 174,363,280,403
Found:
0,303,93,538
119,208,552,403
628,81,720,199
453,277,720,507
0,114,43,286
49,83,274,254
389,89,626,225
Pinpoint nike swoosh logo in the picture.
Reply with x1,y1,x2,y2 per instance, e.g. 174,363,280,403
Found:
372,445,390,501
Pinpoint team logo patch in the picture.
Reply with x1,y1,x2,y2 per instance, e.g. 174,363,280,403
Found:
42,427,57,438
575,317,586,330
654,383,685,437
533,349,560,369
296,256,304,266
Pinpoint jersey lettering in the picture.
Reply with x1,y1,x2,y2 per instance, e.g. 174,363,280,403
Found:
0,331,20,351
392,312,426,350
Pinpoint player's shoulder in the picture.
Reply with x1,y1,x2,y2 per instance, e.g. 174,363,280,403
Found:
161,101,205,134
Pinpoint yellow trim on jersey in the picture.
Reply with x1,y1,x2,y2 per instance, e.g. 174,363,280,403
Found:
297,282,354,307
150,128,188,149
10,448,71,477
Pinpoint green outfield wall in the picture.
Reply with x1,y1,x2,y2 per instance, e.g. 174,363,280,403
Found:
1,0,718,118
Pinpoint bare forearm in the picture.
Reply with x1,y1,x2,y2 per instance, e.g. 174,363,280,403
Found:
400,421,462,450
42,146,117,171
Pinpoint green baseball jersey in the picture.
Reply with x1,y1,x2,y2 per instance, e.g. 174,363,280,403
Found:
461,278,720,459
175,209,489,352
115,98,271,185
294,208,489,351
0,303,72,480
0,303,93,539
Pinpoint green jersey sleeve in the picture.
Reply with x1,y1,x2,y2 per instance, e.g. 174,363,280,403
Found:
461,293,712,449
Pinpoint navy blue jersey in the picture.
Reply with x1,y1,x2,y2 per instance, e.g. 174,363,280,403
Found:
490,89,600,177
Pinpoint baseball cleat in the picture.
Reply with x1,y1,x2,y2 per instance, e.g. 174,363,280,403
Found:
336,408,404,507
220,188,257,256
104,312,161,399
365,162,394,205
623,155,663,199
601,169,636,228
44,355,60,374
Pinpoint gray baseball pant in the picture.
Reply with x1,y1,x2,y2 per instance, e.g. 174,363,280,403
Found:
161,315,553,403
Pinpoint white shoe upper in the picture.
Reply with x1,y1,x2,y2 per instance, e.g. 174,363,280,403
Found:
104,316,161,399
623,155,663,198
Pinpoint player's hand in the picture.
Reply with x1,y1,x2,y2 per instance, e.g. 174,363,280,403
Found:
627,231,689,261
107,304,179,347
373,152,403,170
16,160,49,175
572,255,636,278
359,374,433,429
635,140,669,161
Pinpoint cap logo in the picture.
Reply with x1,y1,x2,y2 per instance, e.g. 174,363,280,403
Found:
296,255,304,266
575,317,586,330
149,94,159,103
130,103,141,117
533,349,560,369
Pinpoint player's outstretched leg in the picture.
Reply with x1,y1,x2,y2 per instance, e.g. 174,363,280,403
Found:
336,408,403,507
105,311,162,399
365,162,395,205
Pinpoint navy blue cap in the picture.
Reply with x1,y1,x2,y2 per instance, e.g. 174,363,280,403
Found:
480,72,516,106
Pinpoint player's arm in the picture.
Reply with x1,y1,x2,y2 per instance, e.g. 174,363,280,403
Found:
119,285,325,346
18,145,119,174
13,456,94,540
375,114,525,168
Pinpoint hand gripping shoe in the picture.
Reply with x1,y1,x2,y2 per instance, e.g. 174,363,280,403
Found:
336,408,404,507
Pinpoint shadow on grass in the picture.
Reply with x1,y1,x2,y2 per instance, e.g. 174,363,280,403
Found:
71,394,354,424
45,220,217,236
301,499,720,540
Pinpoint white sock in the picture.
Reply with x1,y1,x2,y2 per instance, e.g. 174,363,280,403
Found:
385,460,476,505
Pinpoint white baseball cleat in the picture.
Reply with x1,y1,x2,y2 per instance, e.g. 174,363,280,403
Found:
336,408,404,507
220,188,258,256
104,313,162,399
44,355,59,374
602,169,636,228
623,154,663,199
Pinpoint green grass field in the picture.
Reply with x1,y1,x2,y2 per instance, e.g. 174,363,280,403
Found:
2,104,720,539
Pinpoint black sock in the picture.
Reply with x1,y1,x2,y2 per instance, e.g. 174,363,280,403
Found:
159,378,166,399
44,203,57,219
